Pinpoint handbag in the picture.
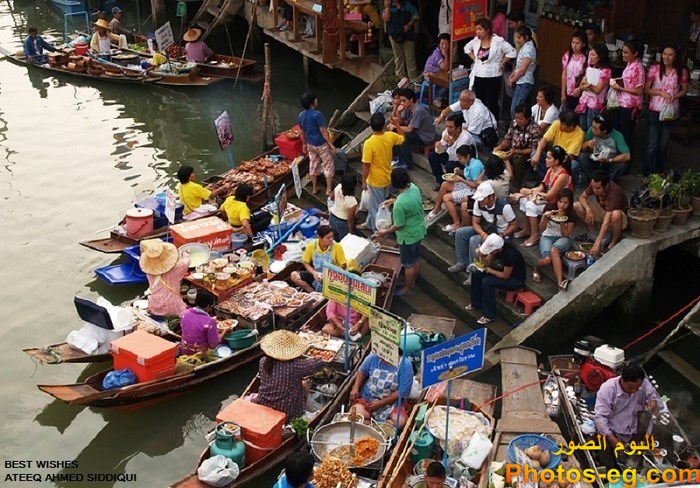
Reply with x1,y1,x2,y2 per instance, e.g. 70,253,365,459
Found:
479,110,499,148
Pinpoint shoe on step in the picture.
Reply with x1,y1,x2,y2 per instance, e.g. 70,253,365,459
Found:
448,263,466,273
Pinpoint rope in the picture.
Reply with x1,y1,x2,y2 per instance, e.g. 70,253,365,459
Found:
41,346,64,364
232,0,258,91
622,294,700,350
472,378,547,411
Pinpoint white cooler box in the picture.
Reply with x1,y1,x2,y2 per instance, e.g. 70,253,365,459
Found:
66,296,136,355
340,234,379,268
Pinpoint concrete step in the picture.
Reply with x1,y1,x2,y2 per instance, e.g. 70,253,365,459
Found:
354,111,371,122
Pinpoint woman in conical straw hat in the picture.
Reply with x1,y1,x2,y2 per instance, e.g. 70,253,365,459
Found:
90,17,126,53
252,330,323,420
139,239,190,317
183,26,213,63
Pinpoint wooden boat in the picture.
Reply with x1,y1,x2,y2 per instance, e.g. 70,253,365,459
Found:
79,150,309,253
550,354,698,488
378,377,498,488
24,342,112,365
47,0,86,15
170,258,400,487
196,54,262,82
484,347,593,488
0,46,160,85
148,71,227,88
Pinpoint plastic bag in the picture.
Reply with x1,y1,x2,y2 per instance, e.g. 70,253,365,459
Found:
369,90,392,114
197,455,239,487
102,368,137,390
606,88,620,110
375,205,393,231
460,431,493,469
659,102,677,122
358,189,370,212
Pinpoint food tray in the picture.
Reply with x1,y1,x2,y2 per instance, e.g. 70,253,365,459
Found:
305,347,338,362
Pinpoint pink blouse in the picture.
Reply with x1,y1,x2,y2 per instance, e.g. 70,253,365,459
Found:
326,300,360,326
618,59,645,110
580,66,611,111
647,64,689,114
562,52,587,96
146,255,190,317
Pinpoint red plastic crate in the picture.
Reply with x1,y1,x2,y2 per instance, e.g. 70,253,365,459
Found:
274,125,304,161
110,330,177,383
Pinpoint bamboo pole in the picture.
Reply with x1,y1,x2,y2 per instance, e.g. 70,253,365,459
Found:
260,42,272,149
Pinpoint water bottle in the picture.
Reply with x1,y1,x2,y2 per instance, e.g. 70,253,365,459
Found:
586,254,595,267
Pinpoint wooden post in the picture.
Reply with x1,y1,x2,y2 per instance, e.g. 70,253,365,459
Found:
261,43,273,149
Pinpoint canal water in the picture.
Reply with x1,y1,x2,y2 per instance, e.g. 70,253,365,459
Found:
0,1,363,486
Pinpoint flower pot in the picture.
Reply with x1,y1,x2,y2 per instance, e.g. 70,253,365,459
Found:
692,196,700,217
672,206,693,226
654,208,674,232
627,208,657,238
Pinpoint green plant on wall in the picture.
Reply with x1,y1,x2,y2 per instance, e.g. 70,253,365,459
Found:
669,170,695,209
648,173,672,210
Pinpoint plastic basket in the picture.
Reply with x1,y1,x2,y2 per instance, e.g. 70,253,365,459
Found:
507,434,561,469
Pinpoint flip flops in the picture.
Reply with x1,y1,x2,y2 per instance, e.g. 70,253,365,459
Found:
465,304,476,311
532,272,541,284
477,316,494,325
559,279,570,291
520,239,539,247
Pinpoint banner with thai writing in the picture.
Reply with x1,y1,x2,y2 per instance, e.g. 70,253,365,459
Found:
452,0,487,41
321,263,377,316
421,328,487,389
368,306,402,366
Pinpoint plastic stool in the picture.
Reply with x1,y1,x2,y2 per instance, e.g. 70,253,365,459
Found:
563,256,587,281
514,291,542,316
498,288,523,304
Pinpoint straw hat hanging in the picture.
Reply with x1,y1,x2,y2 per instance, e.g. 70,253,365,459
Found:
260,330,309,361
139,239,179,275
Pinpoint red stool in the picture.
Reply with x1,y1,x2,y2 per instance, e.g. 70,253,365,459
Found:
498,288,523,304
514,291,542,316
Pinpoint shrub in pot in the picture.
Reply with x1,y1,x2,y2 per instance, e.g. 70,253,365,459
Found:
669,171,694,225
648,174,673,232
685,170,700,217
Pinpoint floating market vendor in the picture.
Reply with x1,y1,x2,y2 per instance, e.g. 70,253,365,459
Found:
108,7,135,42
90,18,127,54
177,165,229,215
183,27,213,63
321,262,368,340
23,27,58,65
220,183,271,241
139,239,190,318
180,290,227,355
253,330,323,420
349,351,414,428
594,363,661,470
291,225,347,293
274,453,316,488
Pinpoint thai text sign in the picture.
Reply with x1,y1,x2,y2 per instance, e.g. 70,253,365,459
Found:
322,263,377,316
452,0,487,41
368,306,402,367
155,21,175,51
165,189,177,224
421,328,486,389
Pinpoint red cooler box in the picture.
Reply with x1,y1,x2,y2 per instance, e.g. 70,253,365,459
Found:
216,399,286,463
171,216,233,252
109,330,177,382
274,125,304,161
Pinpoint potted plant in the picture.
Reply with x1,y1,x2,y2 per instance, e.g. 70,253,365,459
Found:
627,176,658,238
685,170,700,217
669,170,694,225
648,173,673,232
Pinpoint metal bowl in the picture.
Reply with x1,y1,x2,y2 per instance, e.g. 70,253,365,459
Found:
310,421,388,467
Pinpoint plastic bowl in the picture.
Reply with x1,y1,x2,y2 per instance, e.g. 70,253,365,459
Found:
224,329,256,349
507,434,561,469
190,272,204,281
216,272,231,281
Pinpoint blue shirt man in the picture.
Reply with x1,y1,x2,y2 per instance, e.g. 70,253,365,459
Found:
23,27,57,64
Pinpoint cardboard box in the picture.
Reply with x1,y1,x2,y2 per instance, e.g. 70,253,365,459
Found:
171,216,233,252
110,330,177,382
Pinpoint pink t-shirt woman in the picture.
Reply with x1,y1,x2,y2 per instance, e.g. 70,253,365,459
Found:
580,66,611,111
562,52,587,97
617,59,645,110
146,255,190,317
646,64,689,114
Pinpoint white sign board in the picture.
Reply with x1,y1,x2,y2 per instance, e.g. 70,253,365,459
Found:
165,189,178,224
155,21,175,52
292,159,302,199
368,306,402,367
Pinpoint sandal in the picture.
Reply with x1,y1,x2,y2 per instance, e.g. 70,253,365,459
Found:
532,272,541,284
465,304,477,311
442,224,460,233
559,279,569,291
477,316,494,325
514,230,530,239
520,239,539,247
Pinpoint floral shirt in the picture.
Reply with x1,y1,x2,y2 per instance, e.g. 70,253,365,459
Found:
580,66,611,111
647,64,689,114
504,118,541,151
146,255,189,317
515,40,537,85
562,52,587,96
618,59,645,110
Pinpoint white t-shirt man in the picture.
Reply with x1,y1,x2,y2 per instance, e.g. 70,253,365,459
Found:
440,127,474,161
449,98,495,137
473,199,517,234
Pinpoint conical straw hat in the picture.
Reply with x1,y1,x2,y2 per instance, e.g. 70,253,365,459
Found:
260,330,309,361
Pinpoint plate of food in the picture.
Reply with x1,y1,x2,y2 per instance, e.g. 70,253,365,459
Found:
566,250,586,261
287,298,303,308
550,213,569,223
295,292,313,303
442,173,457,181
217,319,238,332
268,281,288,289
579,242,593,253
305,347,337,362
492,150,509,159
535,194,548,205
280,287,297,297
422,200,435,211
267,295,288,307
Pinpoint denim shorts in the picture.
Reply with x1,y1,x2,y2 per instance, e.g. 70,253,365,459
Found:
399,241,421,266
539,236,571,257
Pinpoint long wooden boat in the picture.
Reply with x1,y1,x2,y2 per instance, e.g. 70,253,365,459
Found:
80,150,309,253
196,54,261,81
0,46,160,85
170,257,401,487
550,354,698,488
484,347,593,488
23,342,112,365
147,71,226,88
378,377,498,488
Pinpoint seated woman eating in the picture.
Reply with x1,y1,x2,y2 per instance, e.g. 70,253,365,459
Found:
350,351,414,429
291,225,347,293
253,330,323,420
322,263,368,340
532,188,576,291
429,145,483,233
511,145,573,247
180,290,226,355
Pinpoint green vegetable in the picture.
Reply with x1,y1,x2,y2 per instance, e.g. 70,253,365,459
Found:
290,417,309,440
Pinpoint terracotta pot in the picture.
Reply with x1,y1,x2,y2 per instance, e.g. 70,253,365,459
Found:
654,208,673,232
691,195,700,217
672,206,693,225
627,208,657,238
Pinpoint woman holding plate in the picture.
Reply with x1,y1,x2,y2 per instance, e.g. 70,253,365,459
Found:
511,146,573,247
291,225,347,293
531,189,576,291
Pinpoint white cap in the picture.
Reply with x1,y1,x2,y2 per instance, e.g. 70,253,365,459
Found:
479,234,504,255
473,182,495,202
